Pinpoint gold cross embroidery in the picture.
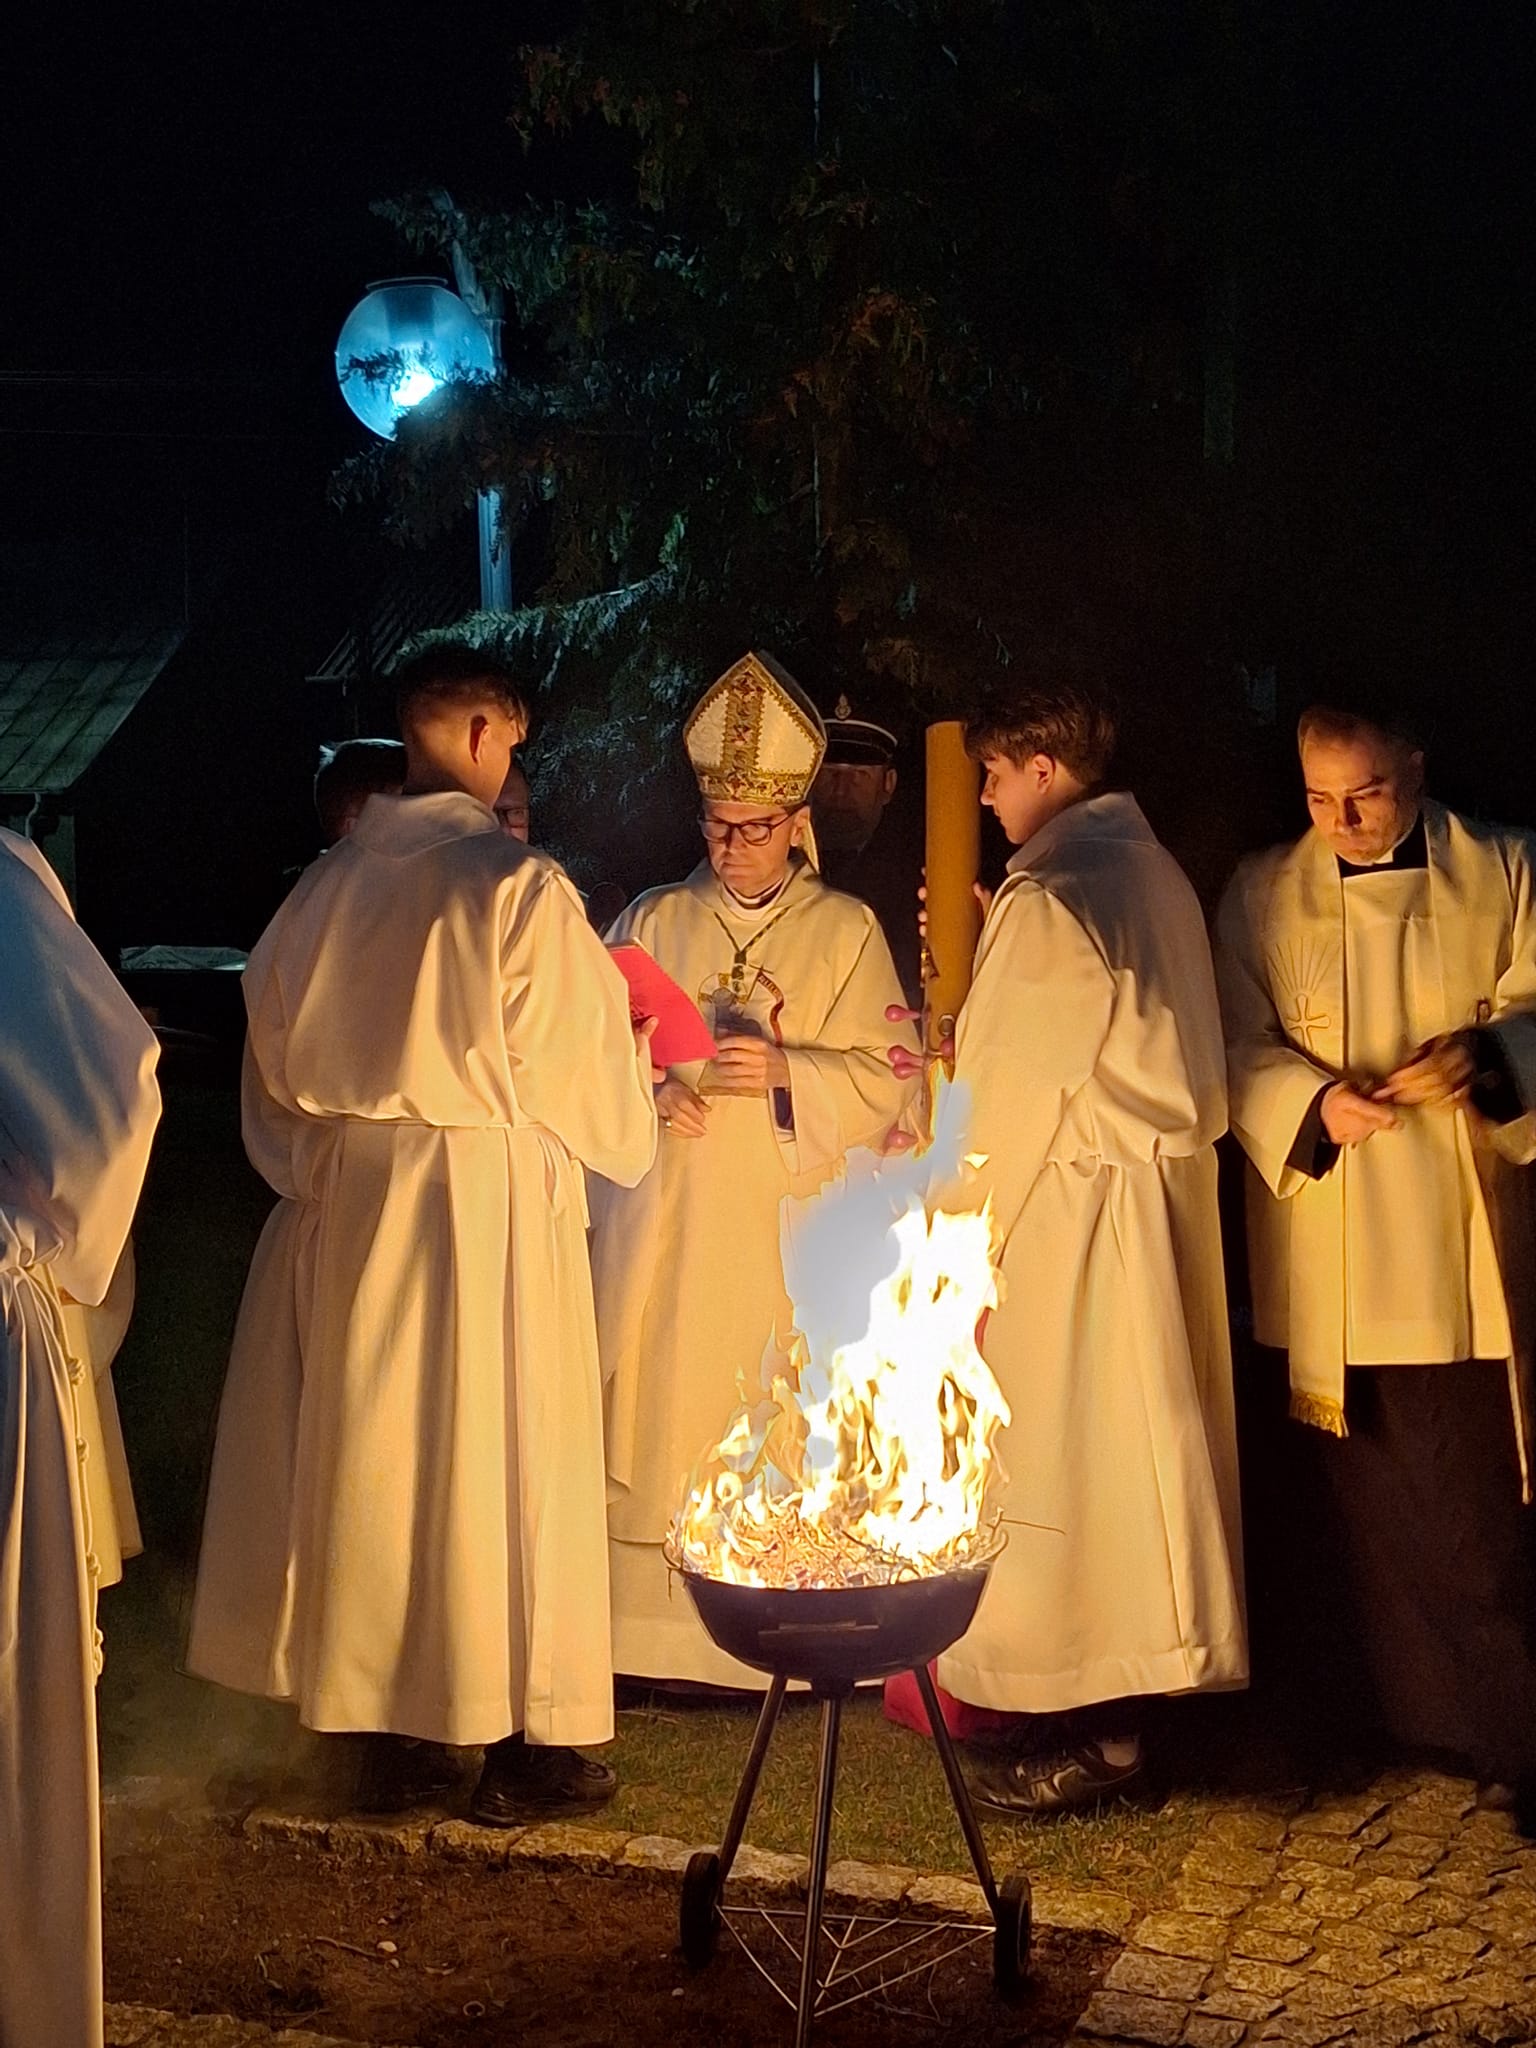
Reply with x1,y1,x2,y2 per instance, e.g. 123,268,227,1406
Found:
1283,993,1331,1054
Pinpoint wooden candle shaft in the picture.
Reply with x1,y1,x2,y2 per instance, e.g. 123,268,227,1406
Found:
923,722,982,1064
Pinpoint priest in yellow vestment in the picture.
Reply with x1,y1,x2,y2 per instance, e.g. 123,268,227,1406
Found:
590,652,919,1685
1218,703,1536,1823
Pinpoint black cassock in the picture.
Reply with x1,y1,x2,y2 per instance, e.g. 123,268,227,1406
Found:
1299,1357,1536,1786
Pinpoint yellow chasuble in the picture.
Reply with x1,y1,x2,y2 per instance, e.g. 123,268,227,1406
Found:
590,857,918,1685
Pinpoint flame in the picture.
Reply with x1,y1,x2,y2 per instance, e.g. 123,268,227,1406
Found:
669,1082,1010,1588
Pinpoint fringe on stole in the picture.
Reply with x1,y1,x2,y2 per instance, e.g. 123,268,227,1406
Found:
1288,1388,1348,1437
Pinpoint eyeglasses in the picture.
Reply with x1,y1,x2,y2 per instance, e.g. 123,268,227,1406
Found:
699,812,793,847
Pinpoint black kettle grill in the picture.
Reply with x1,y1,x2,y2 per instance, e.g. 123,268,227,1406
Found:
673,1556,1031,2047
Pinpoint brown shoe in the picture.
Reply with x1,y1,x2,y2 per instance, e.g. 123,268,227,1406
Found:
471,1735,617,1826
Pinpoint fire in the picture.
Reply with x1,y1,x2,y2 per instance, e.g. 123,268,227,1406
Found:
668,1084,1010,1588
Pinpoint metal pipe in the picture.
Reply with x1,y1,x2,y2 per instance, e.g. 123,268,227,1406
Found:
913,1662,1000,1912
717,1674,788,1882
794,1694,843,2048
477,488,512,611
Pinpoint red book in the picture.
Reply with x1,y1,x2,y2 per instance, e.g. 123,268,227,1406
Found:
608,942,719,1068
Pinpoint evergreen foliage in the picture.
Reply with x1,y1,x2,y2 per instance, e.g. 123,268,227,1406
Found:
334,0,1221,804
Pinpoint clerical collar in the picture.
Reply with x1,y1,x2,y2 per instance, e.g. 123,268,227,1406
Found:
1336,812,1427,878
720,872,792,916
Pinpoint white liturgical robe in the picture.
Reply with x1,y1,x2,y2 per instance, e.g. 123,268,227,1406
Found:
937,794,1248,1713
1217,802,1536,1457
1,830,160,2048
187,793,657,1747
590,858,918,1683
58,1244,144,1589
1,834,144,1586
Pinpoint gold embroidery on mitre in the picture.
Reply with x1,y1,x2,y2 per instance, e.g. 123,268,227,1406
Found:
684,651,827,805
1289,1389,1348,1437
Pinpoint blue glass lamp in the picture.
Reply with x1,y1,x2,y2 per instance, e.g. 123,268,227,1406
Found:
334,278,497,439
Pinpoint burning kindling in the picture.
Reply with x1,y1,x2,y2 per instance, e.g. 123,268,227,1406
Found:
668,1084,1011,1589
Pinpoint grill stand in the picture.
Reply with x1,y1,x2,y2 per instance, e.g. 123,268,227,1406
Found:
679,1664,1031,2047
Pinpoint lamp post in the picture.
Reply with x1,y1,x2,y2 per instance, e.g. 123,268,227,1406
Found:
334,276,513,611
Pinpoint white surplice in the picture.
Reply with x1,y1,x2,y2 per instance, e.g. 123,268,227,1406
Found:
1216,802,1536,1457
2,833,145,1587
1,829,161,2048
591,858,918,1684
937,794,1249,1713
186,793,657,1746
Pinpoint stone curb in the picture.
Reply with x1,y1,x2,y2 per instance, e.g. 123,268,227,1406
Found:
105,2003,414,2047
231,1799,1135,1933
107,1776,1132,1934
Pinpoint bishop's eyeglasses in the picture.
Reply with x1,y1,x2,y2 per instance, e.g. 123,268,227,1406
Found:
698,812,794,847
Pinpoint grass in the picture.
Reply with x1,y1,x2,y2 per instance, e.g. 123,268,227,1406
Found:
103,1554,1207,1913
605,1689,1211,1901
98,1073,1214,1917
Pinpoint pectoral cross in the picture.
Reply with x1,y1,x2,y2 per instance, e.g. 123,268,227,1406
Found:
1283,994,1331,1054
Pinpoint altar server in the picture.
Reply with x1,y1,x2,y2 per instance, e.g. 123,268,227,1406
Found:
918,685,1247,1815
5,835,145,1589
1,828,160,2048
188,644,657,1822
1217,704,1536,1821
591,651,919,1685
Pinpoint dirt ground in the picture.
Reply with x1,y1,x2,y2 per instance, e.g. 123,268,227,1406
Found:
104,1812,1112,2046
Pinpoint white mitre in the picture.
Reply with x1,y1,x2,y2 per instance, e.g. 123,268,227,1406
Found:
684,651,827,808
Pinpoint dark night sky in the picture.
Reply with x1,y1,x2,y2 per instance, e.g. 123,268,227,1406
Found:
4,5,545,519
6,2,1528,519
2,4,563,941
2,3,1533,940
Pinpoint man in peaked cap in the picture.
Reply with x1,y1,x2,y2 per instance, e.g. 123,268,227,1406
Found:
812,693,922,1003
814,695,901,857
589,652,920,1686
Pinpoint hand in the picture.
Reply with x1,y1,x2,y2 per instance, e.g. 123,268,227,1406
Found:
711,1033,790,1097
915,876,993,946
632,1014,665,1085
1377,1036,1476,1109
885,1003,950,1082
655,1074,710,1138
1320,1081,1401,1145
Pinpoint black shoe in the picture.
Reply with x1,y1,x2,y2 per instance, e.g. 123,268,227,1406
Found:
353,1735,459,1814
470,1735,617,1826
1510,1780,1536,1841
962,1711,1074,1762
967,1739,1145,1819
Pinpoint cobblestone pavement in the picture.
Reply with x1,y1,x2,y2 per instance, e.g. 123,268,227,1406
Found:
1076,1771,1536,2048
105,1765,1536,2044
